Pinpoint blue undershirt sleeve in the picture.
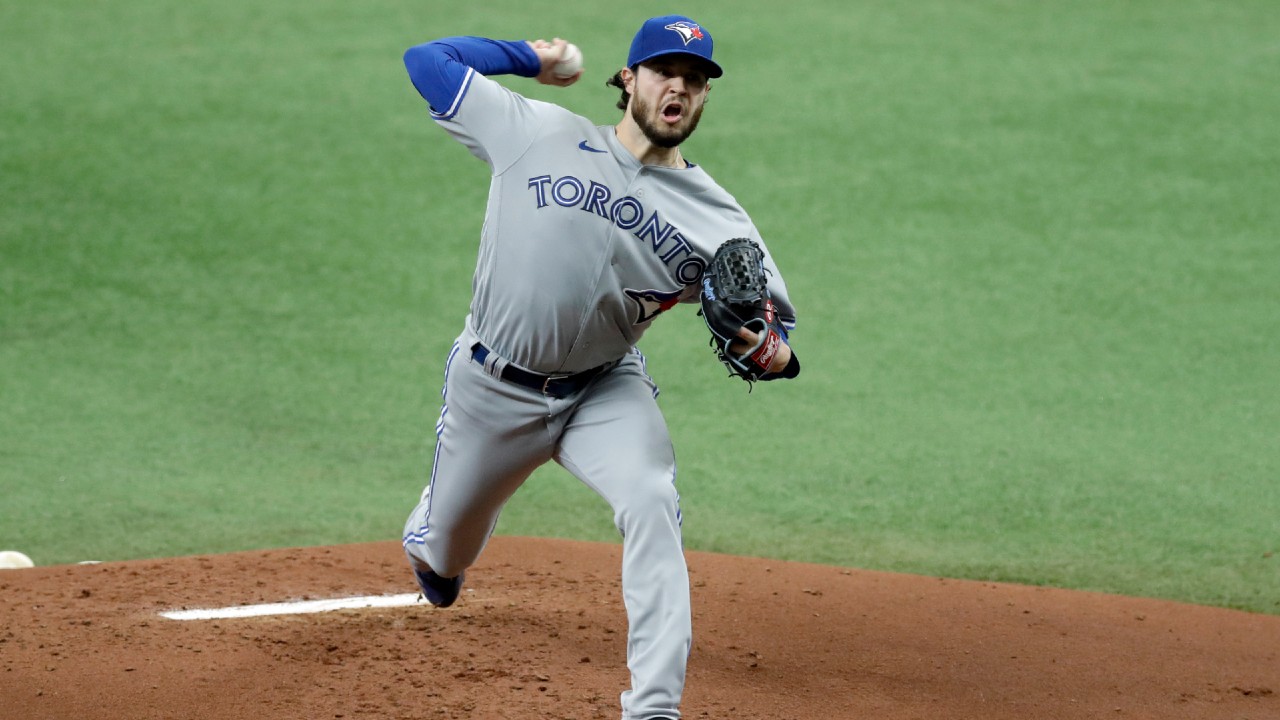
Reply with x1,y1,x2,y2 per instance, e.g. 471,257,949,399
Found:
403,37,541,114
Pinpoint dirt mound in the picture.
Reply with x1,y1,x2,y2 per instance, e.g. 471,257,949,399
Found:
2,536,1276,719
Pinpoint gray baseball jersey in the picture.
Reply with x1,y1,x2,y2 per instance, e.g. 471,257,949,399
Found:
437,69,796,373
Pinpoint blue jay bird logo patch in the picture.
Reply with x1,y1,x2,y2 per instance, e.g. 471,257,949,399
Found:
626,288,682,324
665,21,706,45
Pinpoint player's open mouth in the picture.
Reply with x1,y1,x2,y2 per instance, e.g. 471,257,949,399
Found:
661,102,684,123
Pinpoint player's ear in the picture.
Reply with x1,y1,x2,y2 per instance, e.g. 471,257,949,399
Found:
620,66,635,93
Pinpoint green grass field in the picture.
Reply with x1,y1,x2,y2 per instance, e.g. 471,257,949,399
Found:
3,1,1277,613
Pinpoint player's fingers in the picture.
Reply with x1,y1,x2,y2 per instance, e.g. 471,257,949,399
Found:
730,326,788,372
533,38,565,66
727,327,756,353
529,38,565,69
543,73,580,88
534,39,578,87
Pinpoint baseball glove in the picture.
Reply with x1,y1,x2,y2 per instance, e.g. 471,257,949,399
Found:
699,238,789,383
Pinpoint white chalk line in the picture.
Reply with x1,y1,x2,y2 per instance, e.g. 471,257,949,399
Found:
160,593,423,620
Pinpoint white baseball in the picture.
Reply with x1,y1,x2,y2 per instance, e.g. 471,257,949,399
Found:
554,43,583,78
0,550,35,569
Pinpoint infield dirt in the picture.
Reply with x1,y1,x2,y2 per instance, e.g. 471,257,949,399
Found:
2,536,1276,719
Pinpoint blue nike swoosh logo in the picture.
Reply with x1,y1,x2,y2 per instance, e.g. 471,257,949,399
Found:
578,140,608,154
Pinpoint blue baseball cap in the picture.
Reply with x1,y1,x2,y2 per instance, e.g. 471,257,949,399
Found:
627,15,723,78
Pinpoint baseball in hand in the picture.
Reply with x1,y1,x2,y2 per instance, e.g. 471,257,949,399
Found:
554,43,583,78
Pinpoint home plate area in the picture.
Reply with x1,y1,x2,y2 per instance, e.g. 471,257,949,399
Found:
2,536,1276,719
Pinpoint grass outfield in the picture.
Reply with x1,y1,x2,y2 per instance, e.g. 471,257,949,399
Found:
2,1,1277,613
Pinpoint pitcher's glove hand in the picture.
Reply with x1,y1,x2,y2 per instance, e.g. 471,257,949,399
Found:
699,238,798,383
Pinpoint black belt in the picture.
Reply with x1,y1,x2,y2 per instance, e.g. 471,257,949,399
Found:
471,343,612,398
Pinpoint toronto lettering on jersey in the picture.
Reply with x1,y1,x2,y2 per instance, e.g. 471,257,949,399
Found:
526,174,707,285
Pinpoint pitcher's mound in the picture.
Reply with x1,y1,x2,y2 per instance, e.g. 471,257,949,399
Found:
2,536,1276,719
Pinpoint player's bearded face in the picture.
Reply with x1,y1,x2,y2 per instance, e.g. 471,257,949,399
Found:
630,61,709,148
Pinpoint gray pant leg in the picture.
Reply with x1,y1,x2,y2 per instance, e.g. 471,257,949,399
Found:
553,353,689,720
403,337,556,577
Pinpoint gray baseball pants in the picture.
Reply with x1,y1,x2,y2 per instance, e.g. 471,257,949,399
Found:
403,324,691,720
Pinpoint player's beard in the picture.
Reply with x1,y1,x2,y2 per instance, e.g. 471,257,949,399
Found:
631,94,704,149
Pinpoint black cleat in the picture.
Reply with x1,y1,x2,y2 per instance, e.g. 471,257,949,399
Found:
413,565,464,608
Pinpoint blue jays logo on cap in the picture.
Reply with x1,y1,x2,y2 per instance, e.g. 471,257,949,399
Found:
627,15,724,78
664,20,705,46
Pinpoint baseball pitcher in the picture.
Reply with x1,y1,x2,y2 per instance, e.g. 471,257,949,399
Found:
400,15,801,720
